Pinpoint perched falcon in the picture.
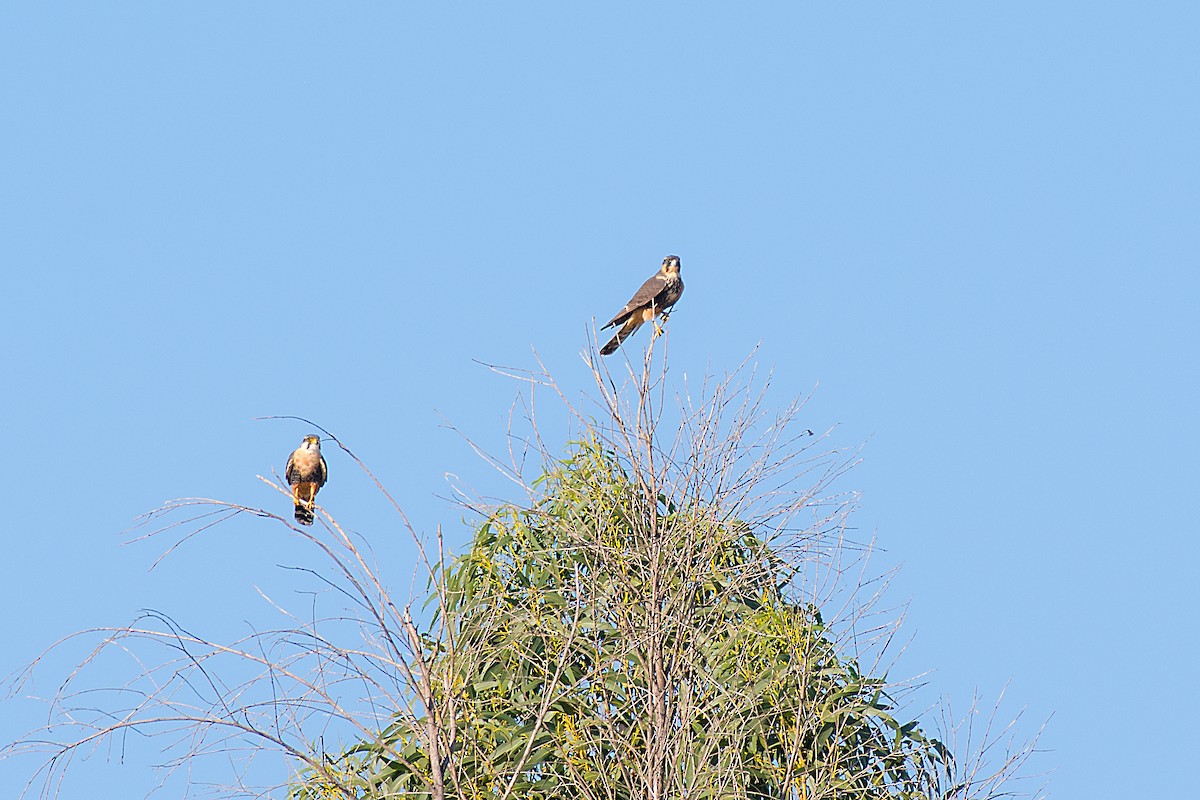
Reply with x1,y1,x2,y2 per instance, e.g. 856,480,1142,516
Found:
600,255,685,356
285,434,328,526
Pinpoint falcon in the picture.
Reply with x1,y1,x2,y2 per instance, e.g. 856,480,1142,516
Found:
599,255,684,356
285,434,328,526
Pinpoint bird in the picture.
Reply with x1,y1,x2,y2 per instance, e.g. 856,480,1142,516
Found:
285,434,328,526
599,255,684,356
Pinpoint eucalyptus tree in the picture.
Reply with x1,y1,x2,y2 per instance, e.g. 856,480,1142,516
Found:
8,350,1036,800
296,440,953,800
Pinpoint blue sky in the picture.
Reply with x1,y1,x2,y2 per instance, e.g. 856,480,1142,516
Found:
2,3,1197,797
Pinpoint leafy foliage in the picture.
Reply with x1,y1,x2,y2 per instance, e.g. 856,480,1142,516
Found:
293,441,953,800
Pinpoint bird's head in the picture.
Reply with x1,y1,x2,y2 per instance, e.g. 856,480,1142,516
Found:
302,434,322,450
661,255,681,276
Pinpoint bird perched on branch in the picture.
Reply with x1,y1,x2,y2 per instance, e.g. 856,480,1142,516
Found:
599,255,684,356
285,434,328,526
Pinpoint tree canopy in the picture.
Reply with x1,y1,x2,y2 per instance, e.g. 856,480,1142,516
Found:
294,439,953,800
8,360,1035,800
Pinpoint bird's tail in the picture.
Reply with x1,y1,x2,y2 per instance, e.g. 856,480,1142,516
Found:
600,318,638,356
294,500,315,526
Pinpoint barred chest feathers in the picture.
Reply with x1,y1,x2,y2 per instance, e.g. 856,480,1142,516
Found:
659,275,684,308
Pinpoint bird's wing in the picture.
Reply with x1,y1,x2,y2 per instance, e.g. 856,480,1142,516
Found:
319,455,329,487
604,273,666,328
285,451,298,484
